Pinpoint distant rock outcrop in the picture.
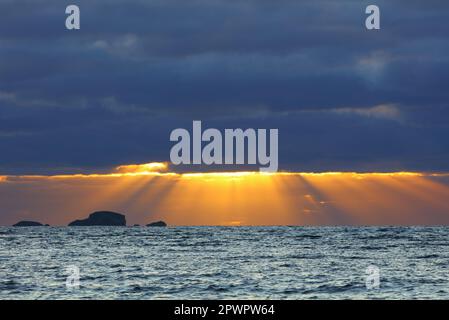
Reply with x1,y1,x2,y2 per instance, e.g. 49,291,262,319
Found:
13,221,47,227
146,221,167,227
68,211,126,226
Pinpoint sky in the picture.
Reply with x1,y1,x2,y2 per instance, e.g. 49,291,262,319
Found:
1,1,449,225
2,164,449,226
0,0,448,174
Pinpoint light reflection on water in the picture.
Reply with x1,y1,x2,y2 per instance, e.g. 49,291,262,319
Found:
1,226,449,299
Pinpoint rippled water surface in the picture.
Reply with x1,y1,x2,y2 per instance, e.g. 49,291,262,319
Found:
1,227,449,299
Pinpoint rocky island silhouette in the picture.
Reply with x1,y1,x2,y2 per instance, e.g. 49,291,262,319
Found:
11,211,167,227
13,221,49,227
68,211,126,226
146,221,167,227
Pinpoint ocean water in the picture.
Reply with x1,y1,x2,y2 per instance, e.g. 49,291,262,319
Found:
1,226,449,300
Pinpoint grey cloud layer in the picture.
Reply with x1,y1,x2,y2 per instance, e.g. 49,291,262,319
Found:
0,0,448,173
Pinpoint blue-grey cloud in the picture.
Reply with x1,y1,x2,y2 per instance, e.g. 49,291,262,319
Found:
0,0,448,173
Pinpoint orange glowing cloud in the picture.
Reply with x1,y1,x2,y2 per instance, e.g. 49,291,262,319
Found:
115,162,169,174
1,164,449,226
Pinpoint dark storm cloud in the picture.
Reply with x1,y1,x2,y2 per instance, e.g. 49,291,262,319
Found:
0,0,448,173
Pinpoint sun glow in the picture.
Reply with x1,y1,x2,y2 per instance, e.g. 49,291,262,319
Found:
115,162,169,174
1,163,449,226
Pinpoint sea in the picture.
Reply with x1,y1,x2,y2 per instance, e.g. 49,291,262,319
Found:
1,226,449,299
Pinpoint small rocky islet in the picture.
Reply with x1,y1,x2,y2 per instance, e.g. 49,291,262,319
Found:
146,221,167,227
13,221,49,227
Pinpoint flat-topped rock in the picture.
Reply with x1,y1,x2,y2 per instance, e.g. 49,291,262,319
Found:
146,221,167,227
13,221,47,227
68,211,126,226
